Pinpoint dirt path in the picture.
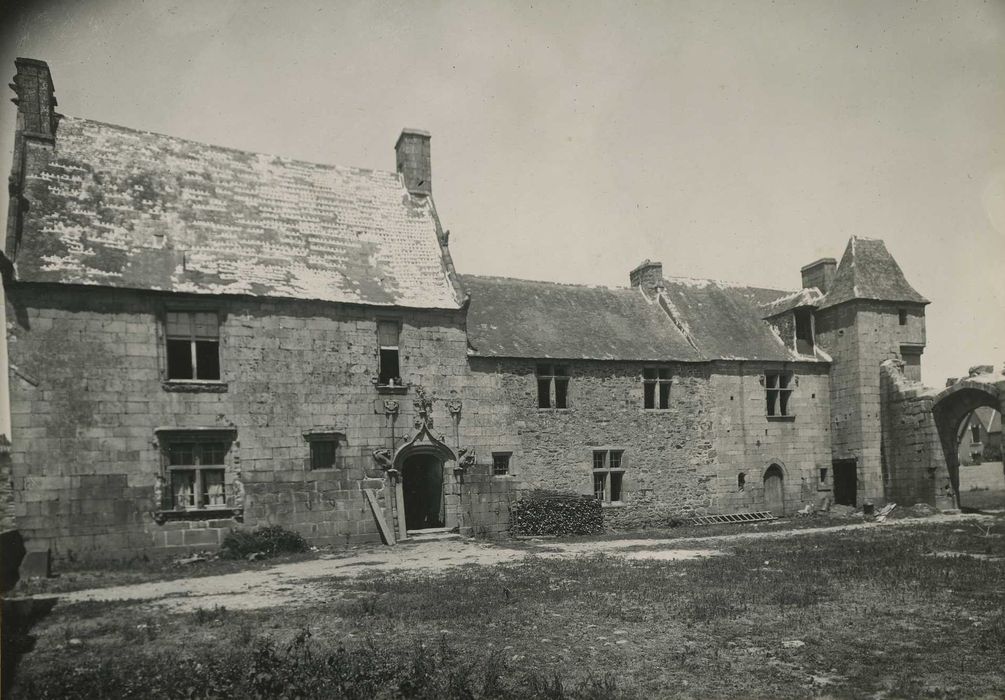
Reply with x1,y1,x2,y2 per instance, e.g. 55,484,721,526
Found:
46,512,993,612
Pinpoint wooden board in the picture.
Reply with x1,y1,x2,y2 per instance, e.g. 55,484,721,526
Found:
363,488,395,546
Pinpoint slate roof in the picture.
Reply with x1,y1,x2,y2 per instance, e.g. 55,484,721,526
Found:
819,237,927,309
660,277,811,362
462,274,821,363
461,275,704,362
13,116,462,309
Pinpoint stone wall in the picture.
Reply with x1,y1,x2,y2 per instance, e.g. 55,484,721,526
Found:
816,300,926,504
879,360,947,507
709,361,832,514
6,283,470,559
464,357,832,524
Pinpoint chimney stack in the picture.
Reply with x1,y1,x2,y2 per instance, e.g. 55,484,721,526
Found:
800,258,837,293
10,58,59,140
629,260,663,291
395,128,431,196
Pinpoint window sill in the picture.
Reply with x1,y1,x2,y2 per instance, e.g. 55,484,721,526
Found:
601,501,627,509
766,415,796,422
162,380,229,393
537,408,573,413
153,507,242,524
375,385,408,395
492,473,515,479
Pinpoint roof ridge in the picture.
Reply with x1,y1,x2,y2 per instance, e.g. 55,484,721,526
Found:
63,115,400,180
663,274,791,294
461,274,629,291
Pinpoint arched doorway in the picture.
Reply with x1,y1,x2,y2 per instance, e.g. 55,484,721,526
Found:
764,464,785,515
401,453,445,530
932,379,1004,510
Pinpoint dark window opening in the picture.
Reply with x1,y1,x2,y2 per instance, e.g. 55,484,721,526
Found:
592,449,625,503
819,467,828,484
643,368,672,409
737,472,746,491
537,378,552,409
593,472,607,501
165,311,220,380
492,452,511,476
536,364,569,409
898,309,908,326
310,440,338,470
377,321,401,386
971,424,981,443
610,471,623,502
765,371,794,417
833,460,857,506
794,309,814,355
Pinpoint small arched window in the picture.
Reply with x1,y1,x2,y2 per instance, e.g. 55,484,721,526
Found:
737,472,746,491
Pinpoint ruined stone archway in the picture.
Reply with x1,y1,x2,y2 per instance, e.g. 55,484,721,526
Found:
932,378,1004,509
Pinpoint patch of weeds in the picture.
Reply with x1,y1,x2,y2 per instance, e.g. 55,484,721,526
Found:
192,605,228,625
219,525,309,560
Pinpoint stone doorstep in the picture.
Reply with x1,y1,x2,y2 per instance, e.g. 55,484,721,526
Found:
403,527,461,543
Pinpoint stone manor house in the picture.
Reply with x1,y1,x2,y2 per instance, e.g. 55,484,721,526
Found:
2,59,948,558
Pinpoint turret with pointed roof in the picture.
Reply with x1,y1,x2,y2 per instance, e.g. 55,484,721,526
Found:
820,236,928,309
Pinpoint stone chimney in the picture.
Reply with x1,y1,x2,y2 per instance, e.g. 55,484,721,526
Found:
801,258,836,293
10,58,59,140
395,128,431,197
629,260,663,291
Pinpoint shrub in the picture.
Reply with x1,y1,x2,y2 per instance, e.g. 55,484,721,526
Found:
510,491,604,537
219,525,309,560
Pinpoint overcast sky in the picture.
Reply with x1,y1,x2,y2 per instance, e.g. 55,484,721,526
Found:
1,0,1003,385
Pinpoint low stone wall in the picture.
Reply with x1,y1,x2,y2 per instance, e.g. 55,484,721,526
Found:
958,462,1005,492
460,468,519,537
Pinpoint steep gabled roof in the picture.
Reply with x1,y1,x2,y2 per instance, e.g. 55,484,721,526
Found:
12,116,462,309
461,275,703,361
660,277,813,362
820,237,927,309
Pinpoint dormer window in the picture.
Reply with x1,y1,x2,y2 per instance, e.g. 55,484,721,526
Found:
794,309,814,355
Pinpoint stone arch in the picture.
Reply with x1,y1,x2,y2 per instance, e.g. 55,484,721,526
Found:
759,459,787,481
762,461,786,515
932,379,1003,509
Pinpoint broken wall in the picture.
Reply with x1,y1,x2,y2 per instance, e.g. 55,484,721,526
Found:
879,359,948,507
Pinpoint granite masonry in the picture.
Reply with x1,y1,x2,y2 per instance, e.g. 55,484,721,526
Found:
2,58,984,561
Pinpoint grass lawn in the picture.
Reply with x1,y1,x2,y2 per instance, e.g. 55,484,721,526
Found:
10,518,1005,699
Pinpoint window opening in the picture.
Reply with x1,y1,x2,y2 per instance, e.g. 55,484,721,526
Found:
536,364,569,409
310,440,338,470
492,452,511,476
765,371,794,417
164,439,229,510
898,309,908,326
794,309,814,355
592,449,625,503
737,472,746,490
643,368,672,409
377,321,401,386
166,311,220,380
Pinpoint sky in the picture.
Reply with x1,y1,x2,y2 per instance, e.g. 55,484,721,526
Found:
1,0,1003,386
